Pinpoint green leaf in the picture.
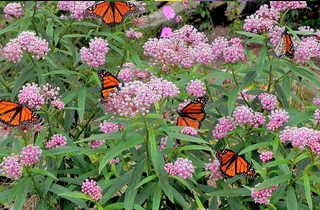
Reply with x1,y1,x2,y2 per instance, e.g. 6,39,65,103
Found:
254,175,292,191
29,168,58,180
128,47,142,66
294,154,308,164
11,70,36,100
172,187,190,210
256,47,267,75
59,192,91,200
43,70,85,77
287,186,297,210
239,71,257,92
208,188,251,197
303,173,313,210
42,147,84,156
284,111,314,127
239,142,272,155
13,177,31,210
0,18,25,35
135,174,158,189
50,184,87,209
193,191,204,209
168,132,207,144
78,86,87,123
180,145,213,152
264,160,291,168
152,182,162,210
274,84,289,108
228,86,239,116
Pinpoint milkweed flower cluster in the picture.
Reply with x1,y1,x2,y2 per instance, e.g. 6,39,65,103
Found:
20,145,42,166
109,157,120,165
0,154,23,179
2,31,50,63
211,37,245,63
314,109,320,122
81,179,102,201
258,93,278,110
268,26,285,47
99,121,120,133
186,79,206,97
181,126,197,136
158,137,178,158
212,116,237,139
237,89,257,102
313,97,320,106
279,126,320,157
270,1,307,11
259,151,273,163
4,2,24,20
46,134,67,149
125,28,143,39
88,140,105,149
266,109,289,131
163,6,175,20
233,106,266,128
18,83,64,110
80,37,109,67
118,62,137,82
164,157,195,179
251,184,278,205
293,35,320,64
204,158,223,181
104,76,179,118
57,1,95,21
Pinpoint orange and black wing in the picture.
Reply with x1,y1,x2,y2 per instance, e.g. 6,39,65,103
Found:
273,28,294,59
177,96,208,129
0,100,41,127
84,1,137,26
216,149,256,179
97,70,121,103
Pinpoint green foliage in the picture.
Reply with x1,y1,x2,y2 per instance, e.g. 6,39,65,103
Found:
194,1,213,33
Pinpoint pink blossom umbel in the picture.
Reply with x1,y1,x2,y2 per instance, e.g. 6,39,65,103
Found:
233,106,254,125
109,157,120,165
181,126,198,136
158,137,178,158
3,31,50,63
20,145,42,166
266,109,289,131
99,120,120,133
126,28,143,39
118,62,136,82
212,116,237,139
186,79,206,97
163,6,175,20
164,157,195,179
315,109,320,123
251,184,278,205
57,1,95,21
88,140,105,149
270,1,307,11
259,151,273,163
160,27,173,38
80,37,109,67
46,134,67,149
204,158,223,181
251,112,266,128
81,179,102,201
258,93,278,110
0,154,23,179
313,97,320,106
18,83,45,110
176,15,183,23
4,2,24,20
211,37,245,63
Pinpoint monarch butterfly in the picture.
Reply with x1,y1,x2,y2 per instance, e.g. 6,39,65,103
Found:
83,1,137,26
0,100,41,127
177,96,208,130
273,28,294,59
97,69,121,103
216,149,257,179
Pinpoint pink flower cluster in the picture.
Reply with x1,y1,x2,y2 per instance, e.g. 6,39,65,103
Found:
266,109,289,131
212,116,237,139
164,157,195,179
294,35,320,64
104,76,179,118
186,79,206,97
46,134,67,149
259,151,273,163
211,37,245,63
88,140,105,149
181,126,197,136
3,31,50,63
158,137,178,158
81,179,102,201
258,93,278,110
251,184,278,205
0,154,23,179
80,37,109,67
314,109,320,123
118,62,147,82
57,1,95,21
232,106,266,128
313,97,320,106
109,157,120,165
279,126,320,157
20,145,42,166
204,158,223,181
268,26,285,47
18,83,64,110
126,28,143,39
4,2,24,20
270,1,307,11
237,89,257,102
99,120,120,133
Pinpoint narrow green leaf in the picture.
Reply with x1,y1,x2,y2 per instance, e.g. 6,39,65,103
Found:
263,160,291,168
294,154,308,164
228,86,239,116
13,177,31,210
303,173,313,210
274,84,289,108
152,182,162,210
168,132,207,144
50,184,87,208
193,191,204,209
172,187,190,210
256,47,267,75
239,142,272,155
135,174,158,189
59,192,91,200
254,175,292,191
180,145,213,152
0,18,25,35
78,86,87,123
284,111,314,127
42,147,84,156
287,186,297,210
208,188,251,197
239,71,257,92
29,168,58,180
11,71,36,100
128,47,142,66
43,70,85,76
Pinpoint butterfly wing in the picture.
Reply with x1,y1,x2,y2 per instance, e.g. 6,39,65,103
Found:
84,1,137,25
97,70,120,103
235,156,257,179
273,28,294,59
0,100,41,127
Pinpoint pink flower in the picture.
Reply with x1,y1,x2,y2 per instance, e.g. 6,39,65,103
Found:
181,126,197,136
51,99,65,110
204,158,223,181
183,1,188,9
313,97,320,106
259,151,273,163
4,3,24,20
0,154,23,179
251,112,266,128
258,93,278,110
163,6,175,20
80,37,109,67
41,83,60,100
160,27,173,38
315,109,320,122
57,1,95,21
81,179,102,201
20,145,42,166
294,36,320,64
108,157,120,165
237,89,256,103
186,79,206,97
46,134,67,149
176,15,183,23
18,83,45,110
269,26,285,47
125,28,143,39
212,116,237,139
118,62,136,82
232,106,254,125
251,184,278,205
99,120,120,133
223,38,245,63
164,157,195,179
266,109,289,131
270,1,307,11
88,140,105,149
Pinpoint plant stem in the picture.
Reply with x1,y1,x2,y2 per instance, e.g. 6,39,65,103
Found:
143,116,151,173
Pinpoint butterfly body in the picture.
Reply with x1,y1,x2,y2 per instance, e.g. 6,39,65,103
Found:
216,149,256,179
97,70,121,103
273,28,294,59
0,100,41,127
177,96,208,129
84,1,137,26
